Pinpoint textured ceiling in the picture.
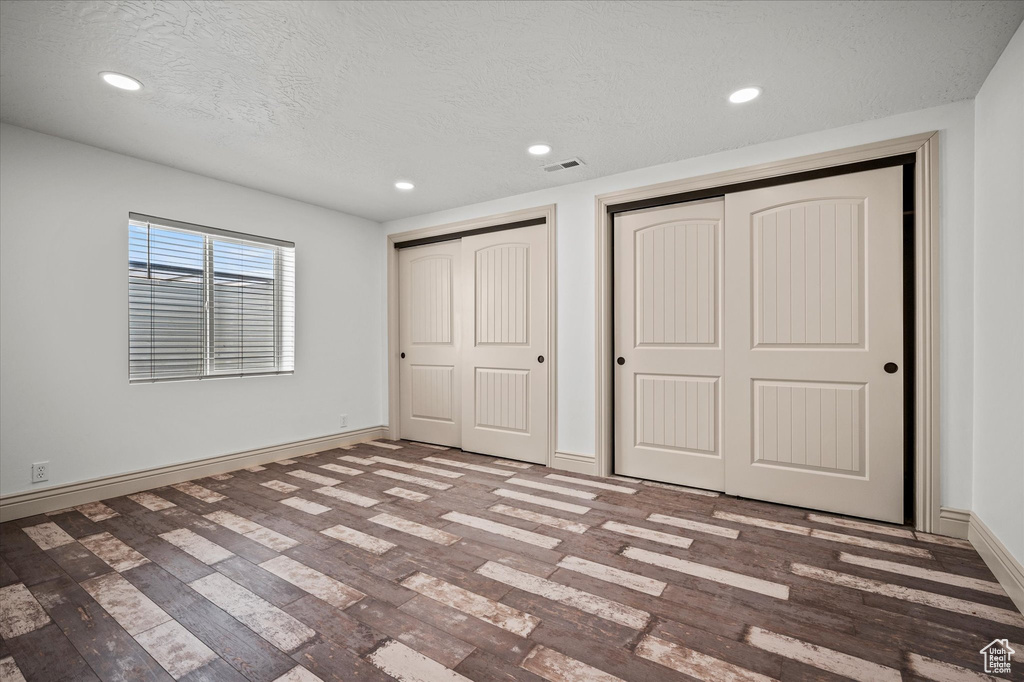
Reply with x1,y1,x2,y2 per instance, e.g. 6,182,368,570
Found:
1,1,1021,222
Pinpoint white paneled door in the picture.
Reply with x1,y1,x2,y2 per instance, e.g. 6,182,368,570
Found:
461,224,549,463
613,167,905,522
614,198,725,490
724,167,904,522
399,242,462,448
398,223,548,463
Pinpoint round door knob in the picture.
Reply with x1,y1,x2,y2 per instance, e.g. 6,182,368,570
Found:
537,355,545,363
884,362,898,374
617,357,625,366
400,352,406,359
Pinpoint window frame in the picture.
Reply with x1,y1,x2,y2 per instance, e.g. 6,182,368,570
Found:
128,212,295,384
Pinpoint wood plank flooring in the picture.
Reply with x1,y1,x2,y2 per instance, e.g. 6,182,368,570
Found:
1,440,1020,681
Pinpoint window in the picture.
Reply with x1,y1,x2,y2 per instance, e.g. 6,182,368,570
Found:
129,213,295,382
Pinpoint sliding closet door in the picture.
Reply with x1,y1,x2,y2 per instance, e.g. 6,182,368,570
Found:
460,224,548,463
399,242,462,447
723,166,904,522
613,199,725,490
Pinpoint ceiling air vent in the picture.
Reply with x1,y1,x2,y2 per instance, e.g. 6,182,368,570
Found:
543,157,585,172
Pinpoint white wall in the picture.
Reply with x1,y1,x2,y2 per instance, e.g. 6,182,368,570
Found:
0,97,987,523
0,123,384,497
972,24,1024,561
383,101,977,512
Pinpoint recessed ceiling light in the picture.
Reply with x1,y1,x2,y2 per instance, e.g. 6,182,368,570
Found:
728,87,761,104
100,72,143,91
528,144,552,156
394,181,415,191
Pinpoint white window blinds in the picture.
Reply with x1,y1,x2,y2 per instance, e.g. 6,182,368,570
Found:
129,214,295,383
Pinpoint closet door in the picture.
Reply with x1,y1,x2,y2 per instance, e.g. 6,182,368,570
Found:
460,224,548,463
723,166,904,522
614,199,725,490
399,242,462,447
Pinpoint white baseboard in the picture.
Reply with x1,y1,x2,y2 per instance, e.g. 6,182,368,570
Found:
969,511,1024,615
0,426,388,522
938,506,971,539
883,506,1023,614
552,450,598,475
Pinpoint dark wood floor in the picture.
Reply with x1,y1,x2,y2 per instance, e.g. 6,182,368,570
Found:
1,440,1020,682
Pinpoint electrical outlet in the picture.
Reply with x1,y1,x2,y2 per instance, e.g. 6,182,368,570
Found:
31,461,49,483
339,414,348,428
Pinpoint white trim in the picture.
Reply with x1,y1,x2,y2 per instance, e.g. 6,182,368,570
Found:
385,205,558,465
938,506,971,539
913,136,941,535
552,451,598,475
969,511,1024,615
594,132,941,533
0,426,387,521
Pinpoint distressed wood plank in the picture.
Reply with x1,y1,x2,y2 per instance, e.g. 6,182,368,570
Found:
0,440,1008,682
